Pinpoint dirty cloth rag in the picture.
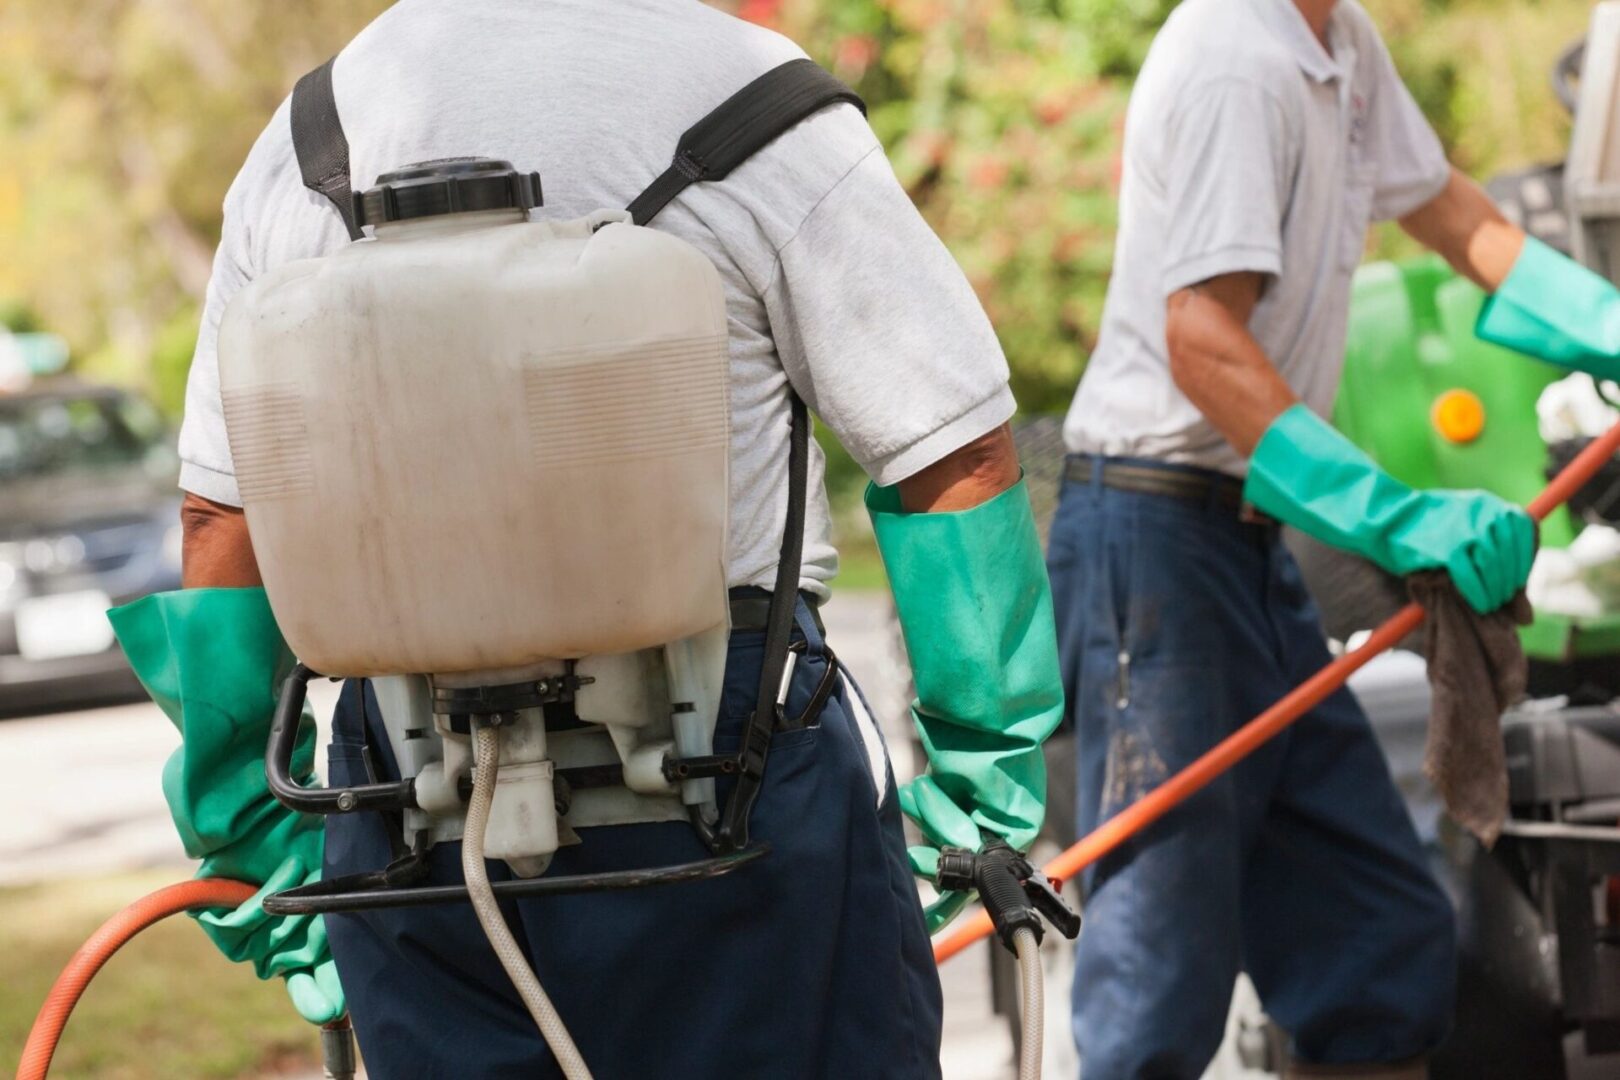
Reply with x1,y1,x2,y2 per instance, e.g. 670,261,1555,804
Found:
1407,571,1533,847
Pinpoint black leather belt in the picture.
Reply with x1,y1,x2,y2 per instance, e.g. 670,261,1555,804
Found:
729,586,825,635
1065,454,1278,526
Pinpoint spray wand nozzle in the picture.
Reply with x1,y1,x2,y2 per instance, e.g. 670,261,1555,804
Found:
936,839,1081,955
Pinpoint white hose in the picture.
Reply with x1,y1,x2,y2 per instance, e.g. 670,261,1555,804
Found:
1013,927,1044,1080
464,723,594,1080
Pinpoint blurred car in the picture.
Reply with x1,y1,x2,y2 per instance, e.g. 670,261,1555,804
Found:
0,378,182,714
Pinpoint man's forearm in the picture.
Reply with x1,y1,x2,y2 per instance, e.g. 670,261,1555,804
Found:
1400,167,1525,293
180,493,263,588
1165,275,1297,458
897,423,1021,513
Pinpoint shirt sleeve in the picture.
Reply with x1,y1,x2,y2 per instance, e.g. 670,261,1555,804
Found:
1363,31,1450,221
763,148,1015,487
1160,77,1295,297
177,183,253,507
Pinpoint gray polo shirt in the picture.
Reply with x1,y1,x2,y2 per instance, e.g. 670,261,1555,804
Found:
179,0,1014,595
1063,0,1450,476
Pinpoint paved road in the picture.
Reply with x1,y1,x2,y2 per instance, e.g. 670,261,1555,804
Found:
0,679,344,887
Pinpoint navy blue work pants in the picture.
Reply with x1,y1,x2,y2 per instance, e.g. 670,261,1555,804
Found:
1048,459,1455,1078
323,602,942,1079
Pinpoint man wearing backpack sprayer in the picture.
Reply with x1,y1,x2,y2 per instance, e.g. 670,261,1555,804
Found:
107,2,1063,1076
1053,0,1620,1077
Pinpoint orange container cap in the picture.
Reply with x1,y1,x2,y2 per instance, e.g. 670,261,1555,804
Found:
1432,388,1486,444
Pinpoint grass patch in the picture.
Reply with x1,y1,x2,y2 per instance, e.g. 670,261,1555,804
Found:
818,423,890,596
830,535,888,595
0,870,320,1079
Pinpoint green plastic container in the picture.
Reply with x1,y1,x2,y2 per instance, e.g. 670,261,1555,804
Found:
1338,255,1574,547
1337,257,1598,660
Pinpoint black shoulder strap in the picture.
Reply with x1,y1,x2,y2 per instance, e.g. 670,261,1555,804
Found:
289,55,864,238
711,394,809,853
290,56,364,241
629,60,860,852
627,58,866,227
629,63,859,852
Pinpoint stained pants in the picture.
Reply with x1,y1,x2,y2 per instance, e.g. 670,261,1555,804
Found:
1048,459,1455,1079
323,602,943,1079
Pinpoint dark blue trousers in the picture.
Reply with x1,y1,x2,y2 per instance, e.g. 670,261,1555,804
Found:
1048,459,1455,1078
323,602,942,1079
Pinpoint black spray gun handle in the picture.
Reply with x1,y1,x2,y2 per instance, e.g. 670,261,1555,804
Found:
936,839,1082,954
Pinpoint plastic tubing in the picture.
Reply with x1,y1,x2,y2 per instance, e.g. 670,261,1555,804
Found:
17,878,260,1080
935,416,1620,965
462,723,593,1080
1013,928,1043,1080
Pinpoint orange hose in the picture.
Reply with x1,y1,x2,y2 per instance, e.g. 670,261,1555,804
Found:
935,417,1620,964
16,878,258,1080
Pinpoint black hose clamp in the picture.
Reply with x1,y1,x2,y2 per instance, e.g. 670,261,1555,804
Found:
937,840,1082,954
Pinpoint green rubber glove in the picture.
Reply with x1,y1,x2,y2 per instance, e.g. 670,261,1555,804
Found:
867,477,1065,933
1245,405,1535,615
108,587,344,1025
1476,236,1620,379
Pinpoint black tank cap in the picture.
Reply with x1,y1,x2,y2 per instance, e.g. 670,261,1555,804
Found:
353,157,543,228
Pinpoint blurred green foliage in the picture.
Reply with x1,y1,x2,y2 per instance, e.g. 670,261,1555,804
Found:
769,0,1594,411
0,0,390,412
771,0,1169,410
0,0,1600,418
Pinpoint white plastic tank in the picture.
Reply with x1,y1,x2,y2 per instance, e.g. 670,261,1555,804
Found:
218,159,731,679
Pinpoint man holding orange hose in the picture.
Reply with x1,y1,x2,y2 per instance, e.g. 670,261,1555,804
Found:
1053,0,1620,1077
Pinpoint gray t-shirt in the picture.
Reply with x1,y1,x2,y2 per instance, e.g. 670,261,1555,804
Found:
180,0,1014,594
1062,0,1449,476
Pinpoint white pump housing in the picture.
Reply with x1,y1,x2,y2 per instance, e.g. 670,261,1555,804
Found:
220,194,735,871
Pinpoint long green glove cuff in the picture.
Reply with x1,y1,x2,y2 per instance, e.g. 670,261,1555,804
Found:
867,477,1065,933
1476,235,1620,379
1244,405,1535,614
108,588,343,1024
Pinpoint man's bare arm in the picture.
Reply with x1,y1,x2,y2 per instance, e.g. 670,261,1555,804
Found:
1165,273,1297,457
180,492,262,588
1399,167,1525,293
898,423,1021,513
